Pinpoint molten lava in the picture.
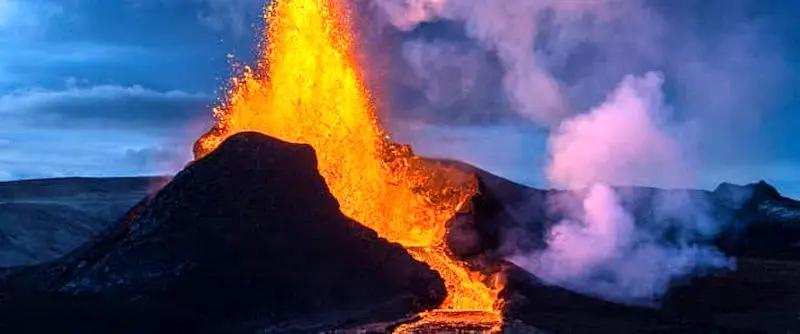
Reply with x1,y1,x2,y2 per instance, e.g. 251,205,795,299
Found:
195,0,501,323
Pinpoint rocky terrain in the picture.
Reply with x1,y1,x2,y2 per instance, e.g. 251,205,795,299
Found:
458,163,800,332
0,132,798,332
0,133,443,333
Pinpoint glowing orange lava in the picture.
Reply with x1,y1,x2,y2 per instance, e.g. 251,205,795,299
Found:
194,0,501,324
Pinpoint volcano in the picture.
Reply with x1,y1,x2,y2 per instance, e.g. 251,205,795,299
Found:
2,132,800,332
3,0,799,331
0,132,446,332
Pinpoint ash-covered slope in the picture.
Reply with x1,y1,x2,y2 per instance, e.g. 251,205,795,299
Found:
0,132,444,333
0,176,166,267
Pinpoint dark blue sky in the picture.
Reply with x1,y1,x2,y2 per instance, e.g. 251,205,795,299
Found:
0,0,798,197
0,0,263,180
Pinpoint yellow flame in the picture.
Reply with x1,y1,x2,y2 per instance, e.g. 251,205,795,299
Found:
195,0,501,318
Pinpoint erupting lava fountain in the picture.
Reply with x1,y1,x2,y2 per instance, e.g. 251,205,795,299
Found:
194,0,504,329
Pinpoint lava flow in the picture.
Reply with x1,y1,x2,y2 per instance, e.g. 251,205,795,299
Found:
194,0,502,327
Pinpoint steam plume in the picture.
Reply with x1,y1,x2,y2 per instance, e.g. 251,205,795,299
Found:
511,73,732,303
367,0,776,303
546,72,687,190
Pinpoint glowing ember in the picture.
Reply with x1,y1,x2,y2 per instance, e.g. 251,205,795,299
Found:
194,0,501,322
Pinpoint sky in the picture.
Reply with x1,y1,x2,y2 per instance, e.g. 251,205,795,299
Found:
0,0,798,198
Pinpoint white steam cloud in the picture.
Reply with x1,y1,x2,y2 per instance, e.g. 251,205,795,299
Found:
511,73,733,303
546,72,688,190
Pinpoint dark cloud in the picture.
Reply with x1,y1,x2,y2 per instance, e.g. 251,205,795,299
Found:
0,84,212,130
388,38,510,124
363,0,796,128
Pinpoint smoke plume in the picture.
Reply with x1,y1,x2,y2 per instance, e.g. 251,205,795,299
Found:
510,73,733,303
369,0,661,126
366,0,782,303
546,72,687,190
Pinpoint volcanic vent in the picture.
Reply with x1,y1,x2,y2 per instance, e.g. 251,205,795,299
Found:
194,0,504,327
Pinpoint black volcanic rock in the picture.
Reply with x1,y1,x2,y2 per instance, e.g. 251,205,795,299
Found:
429,161,800,332
715,180,800,259
0,132,444,333
448,161,800,263
459,171,800,332
437,160,552,260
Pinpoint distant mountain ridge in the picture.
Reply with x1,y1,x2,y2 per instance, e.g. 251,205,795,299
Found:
438,160,800,262
0,176,168,267
1,172,797,269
